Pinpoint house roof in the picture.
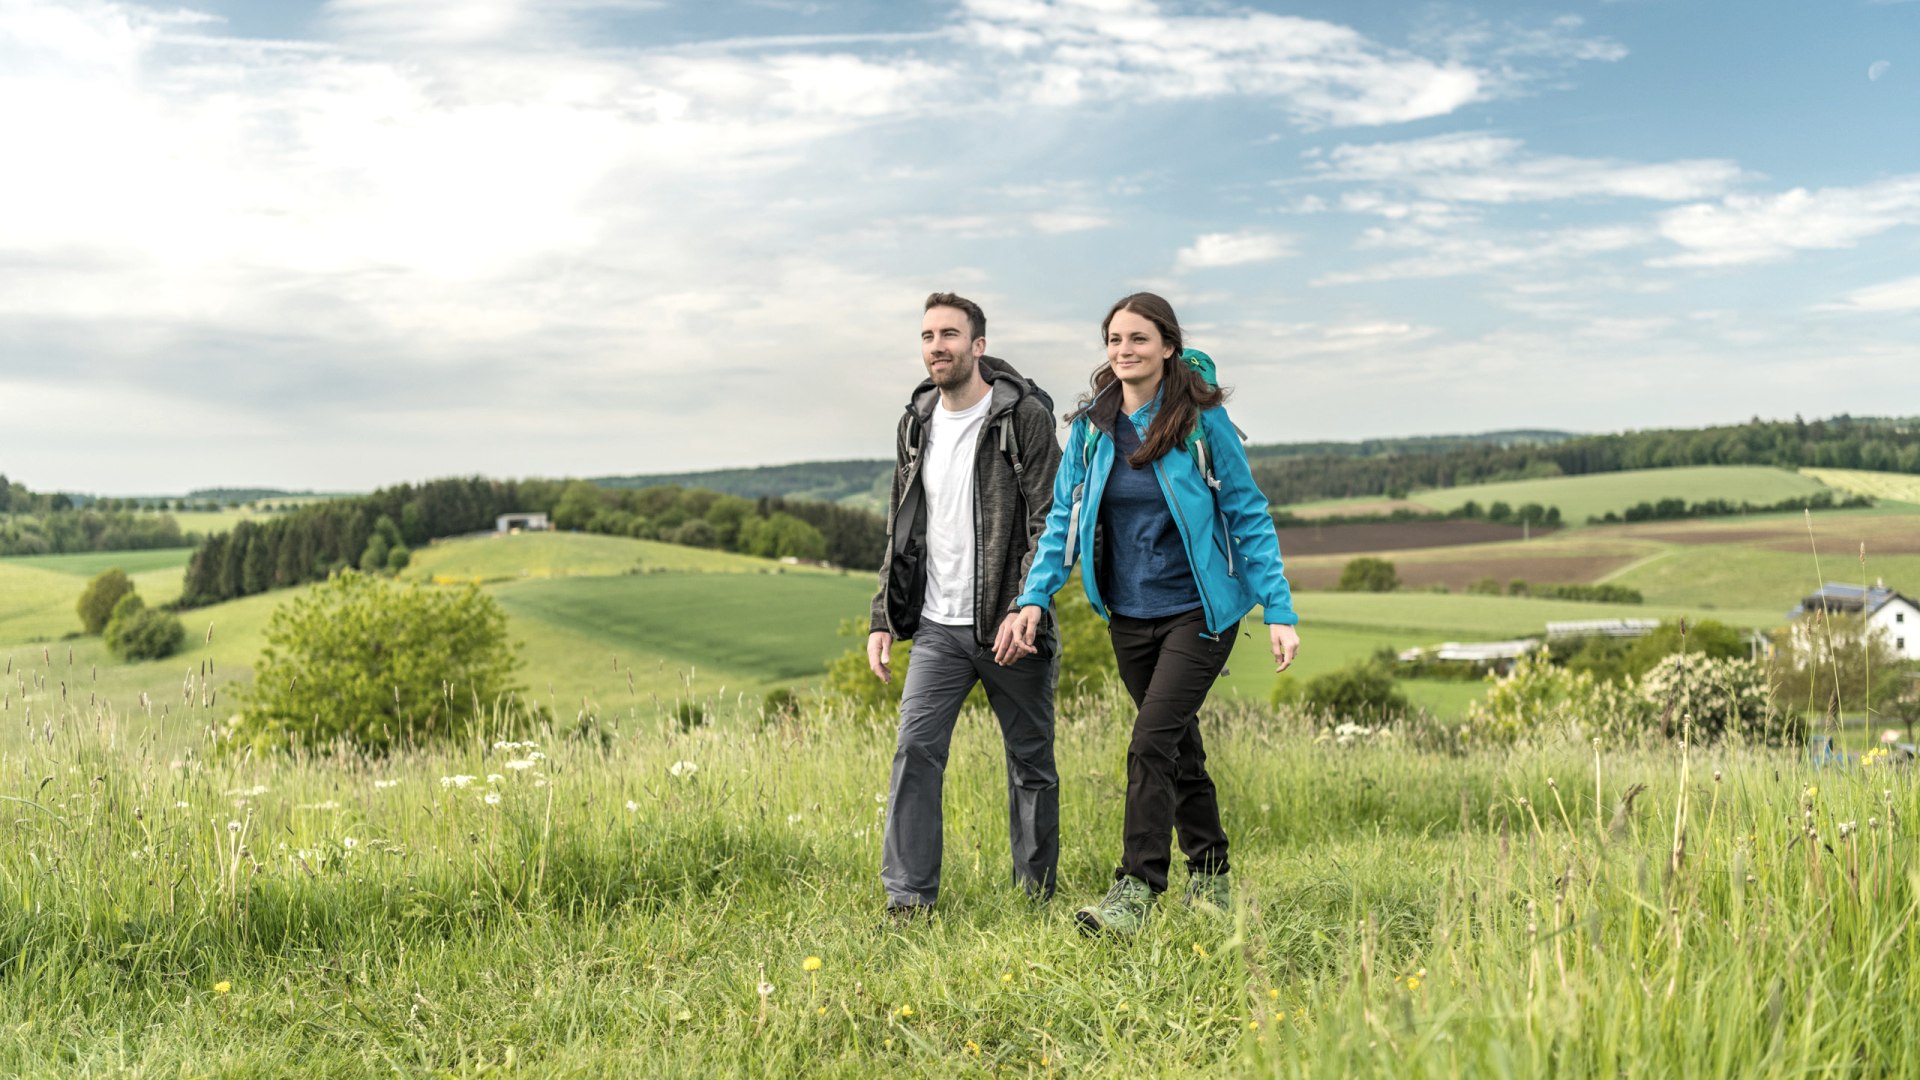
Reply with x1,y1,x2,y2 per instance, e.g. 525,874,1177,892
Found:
1789,583,1917,620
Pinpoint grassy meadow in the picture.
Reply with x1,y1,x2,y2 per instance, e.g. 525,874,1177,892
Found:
1411,465,1831,523
2,683,1916,1075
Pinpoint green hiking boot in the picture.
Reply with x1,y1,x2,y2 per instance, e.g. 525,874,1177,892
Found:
1075,875,1156,936
1181,870,1231,914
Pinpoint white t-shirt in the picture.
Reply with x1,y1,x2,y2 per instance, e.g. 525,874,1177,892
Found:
918,392,993,627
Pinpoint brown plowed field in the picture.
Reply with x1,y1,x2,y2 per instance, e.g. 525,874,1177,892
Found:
1617,518,1920,554
1272,521,1543,556
1283,499,1431,520
1286,553,1640,592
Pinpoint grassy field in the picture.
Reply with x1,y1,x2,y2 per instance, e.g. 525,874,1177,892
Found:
403,530,825,583
0,555,190,642
1411,466,1832,524
2,686,1915,1075
1801,467,1920,503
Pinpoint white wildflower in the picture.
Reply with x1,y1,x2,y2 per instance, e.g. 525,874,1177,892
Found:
487,774,505,784
226,820,242,833
625,800,639,812
440,775,479,789
373,779,400,790
670,761,699,779
483,791,502,806
341,837,358,850
787,813,804,824
505,760,535,771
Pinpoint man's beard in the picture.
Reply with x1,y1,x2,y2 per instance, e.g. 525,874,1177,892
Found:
928,350,976,391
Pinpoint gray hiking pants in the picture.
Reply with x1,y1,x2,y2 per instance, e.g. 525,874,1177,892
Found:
881,619,1059,907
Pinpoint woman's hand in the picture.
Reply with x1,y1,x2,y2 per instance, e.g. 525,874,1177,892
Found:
994,606,1045,666
1270,623,1300,672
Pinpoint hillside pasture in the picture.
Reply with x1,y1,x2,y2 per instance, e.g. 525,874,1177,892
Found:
1411,465,1833,524
403,530,820,584
1275,496,1431,519
1801,467,1920,504
0,556,189,642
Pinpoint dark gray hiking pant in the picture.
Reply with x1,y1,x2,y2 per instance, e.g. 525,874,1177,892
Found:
881,620,1059,907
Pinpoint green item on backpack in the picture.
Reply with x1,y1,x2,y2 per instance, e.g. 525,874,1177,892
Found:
1080,349,1224,489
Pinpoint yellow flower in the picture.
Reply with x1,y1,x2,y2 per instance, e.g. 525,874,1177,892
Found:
1406,976,1422,991
1274,1012,1284,1023
1192,943,1208,958
1267,988,1280,1000
213,981,231,995
803,956,822,972
1001,972,1013,984
965,1040,981,1056
1116,1001,1129,1012
1247,1020,1260,1031
898,1004,914,1018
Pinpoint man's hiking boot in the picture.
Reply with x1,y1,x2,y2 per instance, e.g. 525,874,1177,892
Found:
881,902,933,930
1074,875,1155,936
1181,870,1231,914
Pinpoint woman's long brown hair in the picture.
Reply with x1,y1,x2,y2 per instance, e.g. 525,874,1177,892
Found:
1074,292,1227,468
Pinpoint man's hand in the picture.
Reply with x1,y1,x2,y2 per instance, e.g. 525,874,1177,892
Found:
1270,624,1301,672
993,607,1044,666
867,631,894,683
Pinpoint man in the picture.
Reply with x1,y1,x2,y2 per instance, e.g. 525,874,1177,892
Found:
869,291,1062,920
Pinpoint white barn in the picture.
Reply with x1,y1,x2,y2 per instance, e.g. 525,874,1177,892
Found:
1788,583,1920,661
495,512,550,533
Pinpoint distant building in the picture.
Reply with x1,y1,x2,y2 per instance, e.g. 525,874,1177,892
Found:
1789,582,1920,661
495,512,550,533
1398,639,1539,675
1545,618,1661,639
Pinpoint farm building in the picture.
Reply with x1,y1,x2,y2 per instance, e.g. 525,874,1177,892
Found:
495,512,550,533
1398,639,1539,675
1788,582,1920,661
1545,618,1660,639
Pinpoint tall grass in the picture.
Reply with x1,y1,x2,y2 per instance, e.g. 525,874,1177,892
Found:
3,672,1915,1076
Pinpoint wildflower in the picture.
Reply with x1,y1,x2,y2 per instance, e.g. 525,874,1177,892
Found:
674,1009,691,1022
758,981,775,998
174,801,189,809
214,981,231,994
342,837,358,850
1406,976,1422,991
533,778,549,788
803,956,822,972
966,1040,981,1056
1192,943,1208,958
487,774,505,784
898,1004,914,1018
440,775,478,789
1001,972,1013,984
483,792,502,806
1546,777,1557,789
528,750,547,761
1248,1020,1260,1031
227,820,242,833
1116,1001,1129,1012
505,759,535,771
873,792,885,803
670,761,698,778
373,779,400,790
1713,769,1722,783
625,800,639,812
1268,988,1280,1000
817,1006,828,1017
787,812,804,824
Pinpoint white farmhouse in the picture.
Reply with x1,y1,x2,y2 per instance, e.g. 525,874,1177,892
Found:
1788,582,1920,661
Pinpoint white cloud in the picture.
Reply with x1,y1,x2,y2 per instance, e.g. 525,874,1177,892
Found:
1654,176,1920,267
1868,60,1892,81
1316,224,1649,284
1320,133,1743,203
1175,231,1294,271
1817,275,1920,314
1029,211,1111,234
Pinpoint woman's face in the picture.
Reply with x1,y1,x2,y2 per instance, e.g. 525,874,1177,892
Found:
1106,309,1173,390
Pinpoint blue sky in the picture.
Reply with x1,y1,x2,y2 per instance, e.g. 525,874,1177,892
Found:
1,0,1916,493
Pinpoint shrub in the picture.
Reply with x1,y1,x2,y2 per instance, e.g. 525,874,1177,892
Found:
1639,653,1780,744
673,700,707,732
1466,653,1655,746
231,571,522,755
76,568,135,635
103,593,186,661
1336,557,1399,593
760,687,801,726
1290,659,1409,720
1767,614,1910,720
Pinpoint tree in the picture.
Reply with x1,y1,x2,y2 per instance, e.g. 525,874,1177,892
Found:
1769,614,1911,722
1278,659,1409,720
1336,557,1399,593
233,572,522,754
76,568,135,634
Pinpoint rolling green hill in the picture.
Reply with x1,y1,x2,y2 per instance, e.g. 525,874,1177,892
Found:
1412,466,1832,524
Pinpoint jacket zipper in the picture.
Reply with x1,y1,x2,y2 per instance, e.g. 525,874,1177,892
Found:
1153,457,1220,635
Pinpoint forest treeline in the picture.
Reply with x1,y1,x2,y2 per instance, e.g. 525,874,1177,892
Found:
1244,415,1920,504
178,477,887,607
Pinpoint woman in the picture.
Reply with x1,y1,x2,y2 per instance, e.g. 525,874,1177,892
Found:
995,292,1299,936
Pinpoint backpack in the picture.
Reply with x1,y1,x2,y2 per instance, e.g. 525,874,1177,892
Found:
903,368,1055,483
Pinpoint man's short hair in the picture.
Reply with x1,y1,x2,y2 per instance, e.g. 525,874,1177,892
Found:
925,292,986,342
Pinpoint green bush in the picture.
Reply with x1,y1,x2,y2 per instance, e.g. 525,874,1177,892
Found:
760,687,801,726
1336,557,1399,593
1466,653,1654,746
230,571,522,755
1288,659,1409,720
76,568,134,635
1639,653,1780,744
103,593,186,662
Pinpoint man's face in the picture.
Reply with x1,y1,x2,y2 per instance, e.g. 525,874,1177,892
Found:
921,305,984,391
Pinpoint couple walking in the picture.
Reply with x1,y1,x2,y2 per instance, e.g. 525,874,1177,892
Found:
867,290,1301,935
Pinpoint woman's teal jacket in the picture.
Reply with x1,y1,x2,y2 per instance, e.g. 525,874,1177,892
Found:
1015,393,1296,636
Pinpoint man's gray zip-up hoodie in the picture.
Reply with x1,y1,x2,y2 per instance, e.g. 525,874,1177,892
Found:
869,356,1062,648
